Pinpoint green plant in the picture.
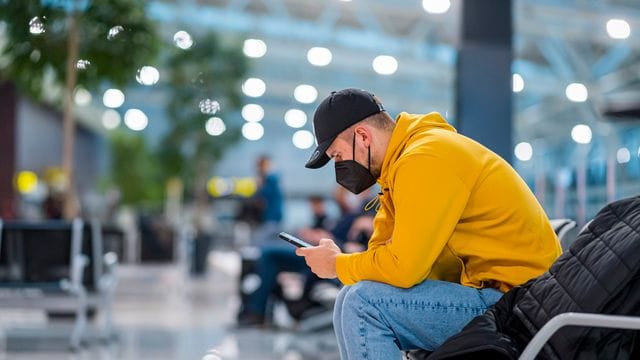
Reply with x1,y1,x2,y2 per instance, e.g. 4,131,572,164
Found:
0,0,160,217
159,31,248,227
109,131,163,207
0,0,158,99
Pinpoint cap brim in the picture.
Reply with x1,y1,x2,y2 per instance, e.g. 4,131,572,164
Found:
305,138,333,169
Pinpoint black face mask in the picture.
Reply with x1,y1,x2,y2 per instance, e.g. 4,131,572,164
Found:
335,133,377,194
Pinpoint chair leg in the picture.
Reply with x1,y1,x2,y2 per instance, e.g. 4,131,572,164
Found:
69,292,88,349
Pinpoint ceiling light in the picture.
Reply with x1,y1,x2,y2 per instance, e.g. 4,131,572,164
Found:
422,0,451,14
242,78,266,97
242,122,264,141
292,130,315,149
512,73,524,93
294,84,318,104
606,19,631,40
565,83,588,103
571,124,592,144
617,147,631,164
242,104,265,122
307,47,332,67
372,55,398,75
514,142,533,161
284,109,307,128
243,39,267,58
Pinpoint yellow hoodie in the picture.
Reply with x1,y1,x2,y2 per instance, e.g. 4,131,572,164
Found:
335,112,562,292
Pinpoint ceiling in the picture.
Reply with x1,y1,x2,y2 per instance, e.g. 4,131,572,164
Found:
92,0,640,193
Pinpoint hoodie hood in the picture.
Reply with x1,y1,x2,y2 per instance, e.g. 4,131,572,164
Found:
379,112,456,186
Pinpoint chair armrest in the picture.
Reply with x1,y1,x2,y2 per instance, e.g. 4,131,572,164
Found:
60,254,89,295
99,252,119,291
519,312,640,360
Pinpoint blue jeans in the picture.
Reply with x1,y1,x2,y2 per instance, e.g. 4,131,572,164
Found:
244,245,310,316
333,280,503,360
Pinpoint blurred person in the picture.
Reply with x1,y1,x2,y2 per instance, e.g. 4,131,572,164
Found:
296,88,562,359
42,191,64,220
308,194,332,230
236,195,375,327
247,155,284,245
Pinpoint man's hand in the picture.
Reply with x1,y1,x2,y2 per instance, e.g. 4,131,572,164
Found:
295,238,342,279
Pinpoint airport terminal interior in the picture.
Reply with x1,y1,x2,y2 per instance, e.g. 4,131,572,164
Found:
0,0,639,359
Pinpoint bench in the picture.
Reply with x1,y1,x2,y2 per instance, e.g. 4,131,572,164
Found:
0,219,120,348
0,219,88,349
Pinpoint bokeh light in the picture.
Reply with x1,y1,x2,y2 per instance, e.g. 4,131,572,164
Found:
242,104,264,122
372,55,398,75
107,25,124,40
234,177,258,197
76,59,91,70
103,89,125,108
207,177,233,197
15,171,38,194
136,66,160,86
205,117,226,136
293,84,318,104
29,17,45,35
242,78,266,97
74,87,92,106
606,19,631,39
512,73,524,93
565,83,588,102
102,109,121,130
124,109,148,131
307,47,332,67
571,124,592,144
617,147,631,164
422,0,451,14
242,122,264,140
292,130,315,149
174,30,194,50
284,109,307,128
243,39,267,58
514,142,533,161
199,99,220,115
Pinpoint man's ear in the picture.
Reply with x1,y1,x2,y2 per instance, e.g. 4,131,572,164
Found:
354,125,371,146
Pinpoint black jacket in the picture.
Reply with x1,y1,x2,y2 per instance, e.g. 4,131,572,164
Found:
423,196,640,360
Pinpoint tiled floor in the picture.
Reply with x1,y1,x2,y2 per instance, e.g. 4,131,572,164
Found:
0,251,340,360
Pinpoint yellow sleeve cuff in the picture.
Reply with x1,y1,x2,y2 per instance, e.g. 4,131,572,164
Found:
335,252,357,285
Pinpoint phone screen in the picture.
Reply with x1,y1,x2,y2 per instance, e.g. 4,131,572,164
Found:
278,232,313,248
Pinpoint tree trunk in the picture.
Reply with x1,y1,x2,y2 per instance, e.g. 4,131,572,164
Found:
62,13,80,219
0,81,17,219
193,144,209,235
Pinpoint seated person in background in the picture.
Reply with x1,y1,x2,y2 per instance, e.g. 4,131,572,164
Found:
236,192,375,327
308,194,333,231
296,88,562,359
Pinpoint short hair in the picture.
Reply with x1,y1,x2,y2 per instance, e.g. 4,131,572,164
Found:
308,195,324,203
363,111,395,131
339,111,395,140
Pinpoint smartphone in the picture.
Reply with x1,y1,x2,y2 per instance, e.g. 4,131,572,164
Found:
278,232,313,248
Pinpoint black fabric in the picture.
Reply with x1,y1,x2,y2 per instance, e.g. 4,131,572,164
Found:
305,88,384,169
425,196,640,360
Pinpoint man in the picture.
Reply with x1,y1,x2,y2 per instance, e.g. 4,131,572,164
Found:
296,88,562,359
251,155,283,245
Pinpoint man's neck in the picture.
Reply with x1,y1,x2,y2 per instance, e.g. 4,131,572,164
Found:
372,128,394,178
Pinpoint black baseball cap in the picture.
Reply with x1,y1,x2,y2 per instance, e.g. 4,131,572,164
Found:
305,88,385,169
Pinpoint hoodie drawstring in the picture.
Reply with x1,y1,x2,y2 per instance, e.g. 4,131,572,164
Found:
364,192,383,212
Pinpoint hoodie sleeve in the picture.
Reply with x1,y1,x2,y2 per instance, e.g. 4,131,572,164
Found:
335,154,470,288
